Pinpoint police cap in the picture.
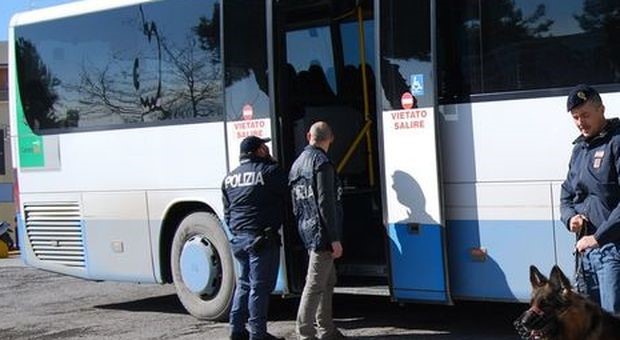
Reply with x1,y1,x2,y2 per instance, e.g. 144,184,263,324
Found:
566,84,600,112
240,135,271,154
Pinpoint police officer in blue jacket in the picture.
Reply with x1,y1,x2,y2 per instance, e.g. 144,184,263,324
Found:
222,136,287,340
290,121,347,340
561,84,620,314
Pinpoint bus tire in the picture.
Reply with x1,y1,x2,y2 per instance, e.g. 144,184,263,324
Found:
171,212,235,321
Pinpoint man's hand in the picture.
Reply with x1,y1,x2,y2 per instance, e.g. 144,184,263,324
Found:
569,214,586,233
576,235,599,252
331,241,343,259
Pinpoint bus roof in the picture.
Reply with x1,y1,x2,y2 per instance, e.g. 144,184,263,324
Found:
9,0,154,28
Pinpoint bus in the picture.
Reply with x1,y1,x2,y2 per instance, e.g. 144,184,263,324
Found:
8,0,614,320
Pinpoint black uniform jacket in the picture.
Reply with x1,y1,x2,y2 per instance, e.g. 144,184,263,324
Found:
289,145,343,251
222,155,288,234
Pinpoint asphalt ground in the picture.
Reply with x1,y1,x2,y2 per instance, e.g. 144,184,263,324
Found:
0,255,523,339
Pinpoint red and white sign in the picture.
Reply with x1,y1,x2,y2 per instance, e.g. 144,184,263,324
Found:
226,118,272,168
401,92,414,110
381,107,440,224
231,119,267,140
389,109,428,130
242,104,253,120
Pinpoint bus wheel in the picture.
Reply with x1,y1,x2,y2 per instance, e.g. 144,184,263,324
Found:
171,212,234,321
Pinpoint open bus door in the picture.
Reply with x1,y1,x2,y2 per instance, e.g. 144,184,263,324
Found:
376,0,451,303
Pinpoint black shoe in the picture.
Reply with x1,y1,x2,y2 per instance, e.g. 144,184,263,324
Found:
230,329,250,340
320,329,348,340
254,333,284,340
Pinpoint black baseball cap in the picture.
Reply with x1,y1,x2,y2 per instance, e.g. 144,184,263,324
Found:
239,136,271,154
566,84,600,112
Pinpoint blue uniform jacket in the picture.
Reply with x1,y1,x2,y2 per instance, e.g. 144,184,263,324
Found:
561,118,620,245
222,155,288,234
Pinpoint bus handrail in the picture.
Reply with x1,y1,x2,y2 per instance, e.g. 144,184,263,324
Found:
337,119,372,174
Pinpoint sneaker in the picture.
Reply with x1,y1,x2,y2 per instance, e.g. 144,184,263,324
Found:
230,329,250,340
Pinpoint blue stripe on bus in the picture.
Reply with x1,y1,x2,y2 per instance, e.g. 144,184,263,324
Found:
17,213,27,263
446,219,571,302
388,219,575,303
16,216,573,302
388,223,448,302
81,218,89,276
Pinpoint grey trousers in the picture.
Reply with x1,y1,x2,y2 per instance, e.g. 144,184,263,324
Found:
296,250,338,340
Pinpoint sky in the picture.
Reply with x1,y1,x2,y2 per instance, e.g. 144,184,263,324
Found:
0,0,77,41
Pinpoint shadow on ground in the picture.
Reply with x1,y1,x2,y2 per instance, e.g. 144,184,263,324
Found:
96,294,187,315
96,292,524,339
272,294,523,339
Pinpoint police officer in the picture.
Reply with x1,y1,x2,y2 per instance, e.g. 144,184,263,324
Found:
289,122,347,340
561,84,620,314
222,136,287,340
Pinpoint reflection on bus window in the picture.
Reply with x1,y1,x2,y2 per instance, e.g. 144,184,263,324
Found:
15,0,223,134
438,0,620,103
340,20,375,71
224,0,269,121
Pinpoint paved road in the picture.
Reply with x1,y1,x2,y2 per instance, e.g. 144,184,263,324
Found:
0,256,523,339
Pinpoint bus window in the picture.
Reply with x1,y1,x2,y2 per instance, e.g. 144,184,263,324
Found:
14,0,223,135
285,26,337,156
340,20,375,72
224,0,269,122
438,0,620,102
287,27,337,96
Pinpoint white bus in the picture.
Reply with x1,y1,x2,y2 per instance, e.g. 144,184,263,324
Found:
9,0,614,320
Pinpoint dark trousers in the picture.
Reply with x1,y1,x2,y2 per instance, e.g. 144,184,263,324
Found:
577,242,620,314
229,234,280,340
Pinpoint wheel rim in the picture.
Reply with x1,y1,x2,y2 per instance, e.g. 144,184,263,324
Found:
179,235,221,296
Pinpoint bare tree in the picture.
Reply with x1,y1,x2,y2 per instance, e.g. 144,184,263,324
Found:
70,3,222,125
16,38,61,130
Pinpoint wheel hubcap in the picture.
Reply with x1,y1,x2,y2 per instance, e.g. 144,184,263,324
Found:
180,236,219,295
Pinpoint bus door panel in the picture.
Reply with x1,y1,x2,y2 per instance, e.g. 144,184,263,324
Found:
224,0,273,171
377,0,450,303
269,0,326,295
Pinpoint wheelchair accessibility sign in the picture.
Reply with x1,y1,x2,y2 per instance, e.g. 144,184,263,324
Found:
410,74,424,96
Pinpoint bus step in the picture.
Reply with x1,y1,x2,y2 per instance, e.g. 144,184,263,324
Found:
337,263,387,277
334,285,390,296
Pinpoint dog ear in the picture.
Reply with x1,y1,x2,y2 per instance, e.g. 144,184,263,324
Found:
530,265,547,288
549,265,572,291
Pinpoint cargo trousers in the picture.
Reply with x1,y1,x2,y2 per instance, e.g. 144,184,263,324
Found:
296,250,338,340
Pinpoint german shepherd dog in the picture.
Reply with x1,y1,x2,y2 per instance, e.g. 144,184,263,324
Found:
514,265,620,340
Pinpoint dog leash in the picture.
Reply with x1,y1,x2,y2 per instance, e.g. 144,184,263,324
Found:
573,225,586,294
